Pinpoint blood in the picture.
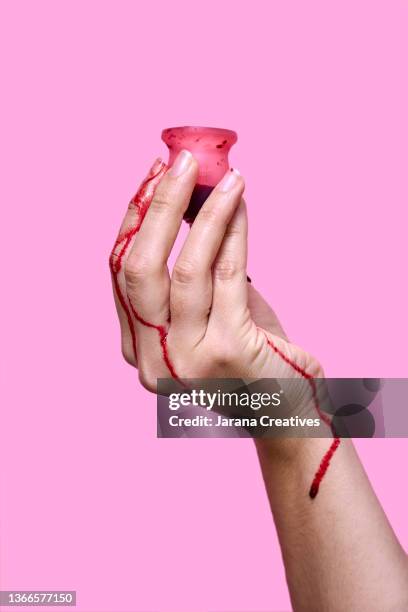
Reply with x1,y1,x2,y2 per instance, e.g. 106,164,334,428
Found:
309,438,341,499
265,336,340,498
109,160,167,363
184,184,213,223
216,139,228,148
111,163,339,499
109,160,183,383
127,300,182,383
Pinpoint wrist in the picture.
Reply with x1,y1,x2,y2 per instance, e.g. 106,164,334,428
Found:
254,437,308,463
254,436,334,465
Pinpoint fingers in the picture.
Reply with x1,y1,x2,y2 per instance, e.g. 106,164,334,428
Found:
170,168,245,345
208,198,248,328
124,150,198,323
123,150,199,386
110,158,166,274
109,158,167,366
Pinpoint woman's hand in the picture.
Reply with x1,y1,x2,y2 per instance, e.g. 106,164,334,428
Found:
110,151,408,612
110,150,323,397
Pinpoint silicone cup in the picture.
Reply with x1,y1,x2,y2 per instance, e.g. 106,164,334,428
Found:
161,126,238,223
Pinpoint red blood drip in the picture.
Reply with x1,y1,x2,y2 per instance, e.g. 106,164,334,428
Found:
265,336,340,499
309,438,341,499
110,231,138,360
109,161,167,362
109,160,183,385
127,300,182,383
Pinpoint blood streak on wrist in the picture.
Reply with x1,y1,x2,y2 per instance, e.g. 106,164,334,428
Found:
265,336,340,499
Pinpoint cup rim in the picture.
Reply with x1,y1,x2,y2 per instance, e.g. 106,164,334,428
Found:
162,125,237,141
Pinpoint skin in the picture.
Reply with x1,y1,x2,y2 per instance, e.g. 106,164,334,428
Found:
110,150,408,611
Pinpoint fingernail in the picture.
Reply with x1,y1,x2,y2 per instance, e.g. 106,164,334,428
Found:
147,157,166,179
149,157,164,173
130,158,165,204
168,149,193,177
217,168,241,192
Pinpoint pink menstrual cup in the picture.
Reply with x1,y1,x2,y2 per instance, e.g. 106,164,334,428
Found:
162,126,238,223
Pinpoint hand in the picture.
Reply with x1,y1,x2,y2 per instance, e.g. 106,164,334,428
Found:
110,152,408,612
109,150,323,403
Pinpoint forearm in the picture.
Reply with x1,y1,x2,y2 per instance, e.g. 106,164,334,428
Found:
255,437,408,612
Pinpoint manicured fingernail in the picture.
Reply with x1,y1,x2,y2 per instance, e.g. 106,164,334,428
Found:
150,157,163,171
168,149,193,177
148,157,165,177
130,158,165,204
217,168,241,192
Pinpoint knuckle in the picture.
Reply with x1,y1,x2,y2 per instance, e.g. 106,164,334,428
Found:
108,250,117,273
138,363,157,393
213,259,239,281
149,190,173,214
169,292,187,318
172,259,196,285
224,224,242,238
121,343,136,367
124,253,152,284
198,206,218,225
211,343,236,368
307,355,324,379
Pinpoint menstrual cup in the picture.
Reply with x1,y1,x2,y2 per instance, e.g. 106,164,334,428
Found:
162,126,238,223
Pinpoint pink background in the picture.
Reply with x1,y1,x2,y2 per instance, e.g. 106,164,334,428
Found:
1,1,407,611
